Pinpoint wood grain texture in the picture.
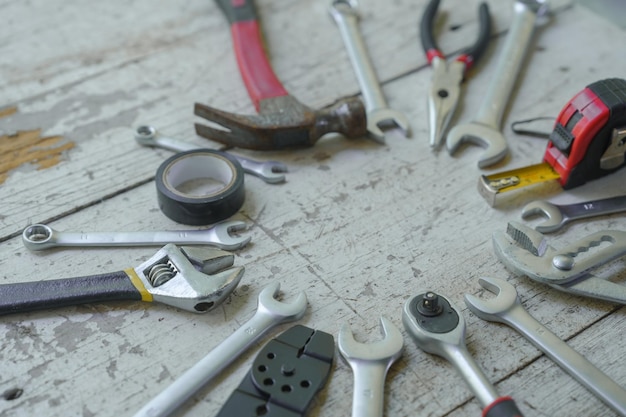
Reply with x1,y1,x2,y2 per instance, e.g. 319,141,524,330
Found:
1,1,626,416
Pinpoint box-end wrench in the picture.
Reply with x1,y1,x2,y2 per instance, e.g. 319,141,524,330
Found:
0,244,243,315
521,195,626,233
338,316,403,417
22,220,250,252
465,276,626,416
133,282,307,417
446,0,546,168
403,291,524,417
329,0,410,143
135,125,287,184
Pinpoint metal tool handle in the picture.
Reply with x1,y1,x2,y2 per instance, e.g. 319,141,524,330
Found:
507,304,626,415
560,195,626,225
134,309,280,417
0,271,141,315
329,0,387,112
349,362,387,417
475,1,538,127
215,0,288,111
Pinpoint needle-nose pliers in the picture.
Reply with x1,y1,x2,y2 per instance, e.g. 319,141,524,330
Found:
420,0,492,149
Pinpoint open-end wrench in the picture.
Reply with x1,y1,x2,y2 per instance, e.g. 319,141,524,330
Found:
465,276,626,416
446,0,546,168
135,125,288,184
403,291,524,417
134,282,307,417
329,0,410,143
521,195,626,233
338,316,403,417
0,244,243,314
22,220,250,252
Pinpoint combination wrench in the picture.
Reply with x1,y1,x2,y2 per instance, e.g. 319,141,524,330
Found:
135,125,288,184
403,291,524,417
134,282,307,417
465,276,626,416
338,316,403,417
446,0,546,168
22,220,250,252
521,194,626,233
329,0,410,143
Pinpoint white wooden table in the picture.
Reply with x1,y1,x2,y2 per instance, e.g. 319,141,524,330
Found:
1,1,625,416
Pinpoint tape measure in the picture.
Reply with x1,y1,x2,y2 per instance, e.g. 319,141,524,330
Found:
480,78,626,205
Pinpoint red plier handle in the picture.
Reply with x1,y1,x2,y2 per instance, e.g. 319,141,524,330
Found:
420,0,491,73
215,0,288,111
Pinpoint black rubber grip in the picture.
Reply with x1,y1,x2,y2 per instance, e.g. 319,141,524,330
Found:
464,3,491,64
483,396,524,417
419,0,440,54
215,0,257,24
0,271,142,315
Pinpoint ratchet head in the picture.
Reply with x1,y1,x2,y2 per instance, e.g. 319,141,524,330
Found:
463,277,521,324
256,282,308,322
446,122,509,168
338,316,403,366
402,291,465,357
133,244,244,313
194,95,368,150
521,200,566,233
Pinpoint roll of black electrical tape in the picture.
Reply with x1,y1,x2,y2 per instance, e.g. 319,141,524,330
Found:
155,149,245,225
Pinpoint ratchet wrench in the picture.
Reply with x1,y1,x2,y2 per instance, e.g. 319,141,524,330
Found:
329,0,410,143
22,221,250,252
403,291,524,417
521,195,626,233
135,125,287,184
447,0,546,168
465,276,626,416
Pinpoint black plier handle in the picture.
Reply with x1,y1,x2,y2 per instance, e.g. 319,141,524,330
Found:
420,0,491,74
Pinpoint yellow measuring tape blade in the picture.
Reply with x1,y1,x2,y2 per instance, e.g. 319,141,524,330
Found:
125,268,153,302
480,163,561,195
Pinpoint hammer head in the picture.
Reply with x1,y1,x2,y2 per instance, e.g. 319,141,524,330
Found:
134,244,244,313
194,95,368,150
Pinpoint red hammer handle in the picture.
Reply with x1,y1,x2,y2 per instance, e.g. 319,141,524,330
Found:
216,0,288,111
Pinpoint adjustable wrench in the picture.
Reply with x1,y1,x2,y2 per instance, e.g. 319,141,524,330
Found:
134,282,307,417
0,244,243,314
403,291,524,417
22,220,250,252
338,316,403,417
447,0,546,168
465,276,626,416
135,125,288,184
329,0,410,143
521,195,626,233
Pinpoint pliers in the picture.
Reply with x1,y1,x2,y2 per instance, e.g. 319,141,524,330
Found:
420,0,491,149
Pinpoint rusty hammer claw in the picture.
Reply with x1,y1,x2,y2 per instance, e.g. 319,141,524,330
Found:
195,0,368,150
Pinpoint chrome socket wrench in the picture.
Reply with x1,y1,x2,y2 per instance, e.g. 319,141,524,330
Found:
134,282,307,417
403,291,524,417
135,125,287,184
465,276,626,416
22,221,250,252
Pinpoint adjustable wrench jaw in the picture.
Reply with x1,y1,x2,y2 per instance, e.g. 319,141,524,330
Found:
134,244,244,313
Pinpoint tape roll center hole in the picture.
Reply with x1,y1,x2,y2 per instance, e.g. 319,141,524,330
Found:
165,154,234,198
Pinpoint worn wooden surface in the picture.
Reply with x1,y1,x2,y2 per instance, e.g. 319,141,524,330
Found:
1,0,625,416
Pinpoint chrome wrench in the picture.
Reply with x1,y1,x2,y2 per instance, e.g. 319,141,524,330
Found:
447,0,546,168
329,0,410,143
403,291,524,417
135,125,288,184
521,195,626,233
134,282,307,417
338,317,403,417
465,276,626,416
22,221,250,252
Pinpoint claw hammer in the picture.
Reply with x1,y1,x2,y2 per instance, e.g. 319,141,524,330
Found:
194,0,368,150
